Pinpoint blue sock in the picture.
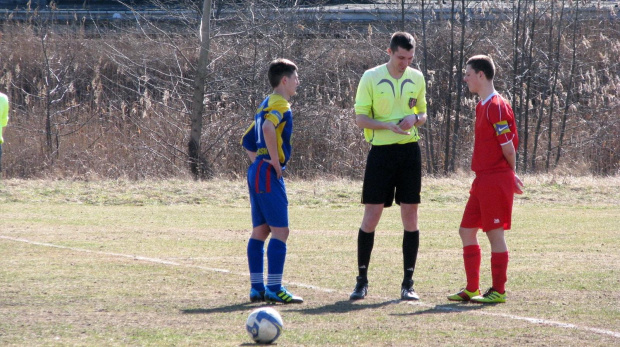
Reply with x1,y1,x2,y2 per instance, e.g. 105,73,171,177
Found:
247,238,265,291
266,238,287,292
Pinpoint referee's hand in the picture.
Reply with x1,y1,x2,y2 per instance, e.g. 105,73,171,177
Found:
386,122,410,135
397,114,418,130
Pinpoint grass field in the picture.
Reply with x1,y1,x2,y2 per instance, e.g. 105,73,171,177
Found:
1,176,619,346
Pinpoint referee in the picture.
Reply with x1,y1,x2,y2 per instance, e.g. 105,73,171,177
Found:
350,32,428,301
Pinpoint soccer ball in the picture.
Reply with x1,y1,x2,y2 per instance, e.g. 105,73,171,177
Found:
245,307,284,344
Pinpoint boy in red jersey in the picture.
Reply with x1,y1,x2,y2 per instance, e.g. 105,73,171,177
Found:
448,55,524,303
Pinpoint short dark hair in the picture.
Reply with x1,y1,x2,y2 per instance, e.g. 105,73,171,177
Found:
389,32,416,52
466,55,495,80
268,58,298,88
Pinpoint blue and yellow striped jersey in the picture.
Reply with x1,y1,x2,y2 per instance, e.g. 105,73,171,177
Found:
241,93,293,167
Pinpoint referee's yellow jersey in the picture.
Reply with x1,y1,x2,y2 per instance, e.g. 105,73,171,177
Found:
354,64,427,145
0,93,8,144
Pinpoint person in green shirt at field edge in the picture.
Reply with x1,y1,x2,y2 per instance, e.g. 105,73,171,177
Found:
0,91,9,174
350,31,428,301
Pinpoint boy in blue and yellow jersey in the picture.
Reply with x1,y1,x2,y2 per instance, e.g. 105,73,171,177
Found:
240,58,303,304
350,32,428,301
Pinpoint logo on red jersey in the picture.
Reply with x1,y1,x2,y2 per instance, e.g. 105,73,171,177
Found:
493,120,511,136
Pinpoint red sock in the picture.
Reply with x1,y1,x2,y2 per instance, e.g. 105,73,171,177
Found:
491,251,509,294
463,245,481,293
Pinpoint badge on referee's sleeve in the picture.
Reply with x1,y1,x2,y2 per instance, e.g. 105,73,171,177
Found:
409,98,417,109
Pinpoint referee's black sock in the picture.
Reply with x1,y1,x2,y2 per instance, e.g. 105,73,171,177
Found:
357,228,375,281
403,230,420,283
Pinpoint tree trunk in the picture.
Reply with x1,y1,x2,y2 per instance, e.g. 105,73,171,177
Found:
531,97,543,171
443,0,457,174
522,0,537,173
41,33,54,157
555,0,579,167
400,0,405,32
189,0,213,180
510,0,523,169
420,0,437,174
546,0,566,171
449,0,466,172
511,0,523,108
532,0,557,172
515,0,533,170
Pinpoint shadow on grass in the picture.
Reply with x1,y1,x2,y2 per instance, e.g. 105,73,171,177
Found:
289,299,398,315
393,302,495,316
181,299,404,316
181,302,260,315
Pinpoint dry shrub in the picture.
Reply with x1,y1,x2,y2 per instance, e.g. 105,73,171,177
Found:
0,3,618,179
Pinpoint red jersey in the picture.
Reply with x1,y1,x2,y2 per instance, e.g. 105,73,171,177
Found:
471,92,518,174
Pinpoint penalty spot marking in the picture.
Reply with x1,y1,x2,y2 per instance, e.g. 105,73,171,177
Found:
2,235,618,339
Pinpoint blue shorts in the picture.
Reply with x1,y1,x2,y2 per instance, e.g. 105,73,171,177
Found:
247,159,289,228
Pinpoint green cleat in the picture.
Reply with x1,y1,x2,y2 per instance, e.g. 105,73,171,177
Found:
447,288,480,301
471,287,506,303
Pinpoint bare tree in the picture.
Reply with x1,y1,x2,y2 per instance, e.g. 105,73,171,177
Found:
555,0,579,167
2,0,617,179
521,0,537,173
511,0,523,109
419,0,438,174
530,1,555,172
189,0,213,179
545,0,566,171
448,0,466,172
443,0,457,174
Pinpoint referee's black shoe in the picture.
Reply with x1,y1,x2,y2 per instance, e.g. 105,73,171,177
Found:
401,279,420,300
349,276,368,300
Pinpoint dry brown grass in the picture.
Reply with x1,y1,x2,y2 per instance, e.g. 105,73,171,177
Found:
0,4,618,179
0,176,618,345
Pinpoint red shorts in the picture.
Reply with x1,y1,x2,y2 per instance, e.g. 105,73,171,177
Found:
460,171,515,232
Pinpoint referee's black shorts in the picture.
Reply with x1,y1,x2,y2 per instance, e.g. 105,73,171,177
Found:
361,141,421,207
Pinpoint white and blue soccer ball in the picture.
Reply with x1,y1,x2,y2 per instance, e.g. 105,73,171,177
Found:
245,307,284,344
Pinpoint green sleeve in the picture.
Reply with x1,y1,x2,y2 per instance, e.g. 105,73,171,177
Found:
354,72,373,116
0,94,8,128
0,94,8,144
414,75,427,115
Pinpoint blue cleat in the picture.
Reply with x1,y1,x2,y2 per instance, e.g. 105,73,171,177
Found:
249,288,265,303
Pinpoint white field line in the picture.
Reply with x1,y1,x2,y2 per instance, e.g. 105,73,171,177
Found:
410,301,620,338
2,235,619,339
